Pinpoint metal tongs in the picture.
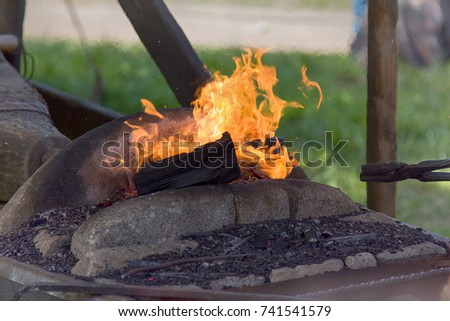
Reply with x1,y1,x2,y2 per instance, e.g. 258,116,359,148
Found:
360,159,450,182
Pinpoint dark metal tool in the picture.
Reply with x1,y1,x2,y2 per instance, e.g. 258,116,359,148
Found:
360,159,450,182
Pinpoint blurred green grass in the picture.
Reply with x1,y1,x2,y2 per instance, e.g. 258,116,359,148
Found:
23,39,450,236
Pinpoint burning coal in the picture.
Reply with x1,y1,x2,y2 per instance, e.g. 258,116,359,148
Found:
121,49,322,182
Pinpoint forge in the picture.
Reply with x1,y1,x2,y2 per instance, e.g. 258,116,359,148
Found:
0,104,360,253
1,1,450,301
1,97,449,300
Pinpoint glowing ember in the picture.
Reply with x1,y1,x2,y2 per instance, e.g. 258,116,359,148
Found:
126,49,322,179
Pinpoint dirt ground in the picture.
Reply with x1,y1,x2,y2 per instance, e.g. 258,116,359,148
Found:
24,0,353,53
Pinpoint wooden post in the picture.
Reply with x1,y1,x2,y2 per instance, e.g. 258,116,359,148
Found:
0,0,25,70
119,0,211,107
366,0,398,217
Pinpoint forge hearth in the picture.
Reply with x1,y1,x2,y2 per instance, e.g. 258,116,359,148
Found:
0,98,449,300
69,178,359,266
1,203,449,299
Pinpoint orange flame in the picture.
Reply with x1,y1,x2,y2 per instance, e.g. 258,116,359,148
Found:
300,66,323,110
125,49,322,179
141,98,164,119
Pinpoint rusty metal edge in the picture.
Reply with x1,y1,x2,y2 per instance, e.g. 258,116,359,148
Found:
0,256,307,301
0,256,92,300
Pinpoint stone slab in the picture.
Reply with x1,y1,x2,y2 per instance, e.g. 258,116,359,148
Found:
72,179,361,258
231,180,290,224
34,230,71,258
72,240,198,277
210,274,265,290
71,185,235,258
345,252,377,270
283,180,360,219
231,179,360,225
270,258,344,283
376,241,448,264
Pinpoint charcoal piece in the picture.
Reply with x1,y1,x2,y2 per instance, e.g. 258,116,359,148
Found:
265,136,285,148
243,136,284,150
133,132,240,196
246,139,263,149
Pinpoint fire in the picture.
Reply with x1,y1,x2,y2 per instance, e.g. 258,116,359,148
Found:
126,49,322,179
